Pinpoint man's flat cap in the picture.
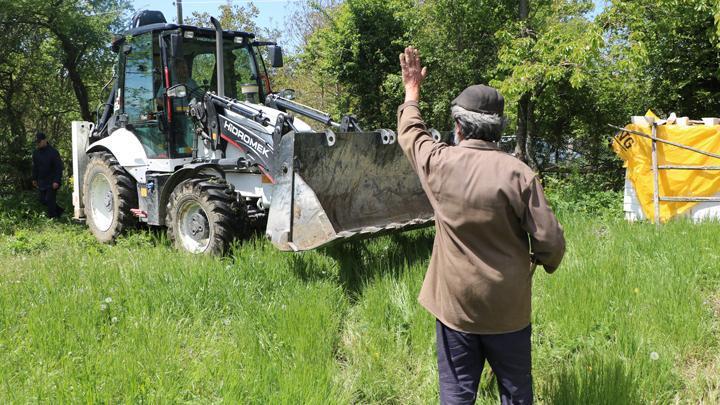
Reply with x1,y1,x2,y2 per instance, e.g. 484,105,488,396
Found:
451,85,504,115
35,132,47,142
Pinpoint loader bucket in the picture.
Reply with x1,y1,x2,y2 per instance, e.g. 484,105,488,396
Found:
266,129,446,251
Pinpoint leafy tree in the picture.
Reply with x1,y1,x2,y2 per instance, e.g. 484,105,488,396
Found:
272,1,342,113
599,0,720,117
492,0,602,168
6,0,131,122
297,0,517,129
185,3,261,33
406,0,516,129
0,0,131,191
300,0,412,128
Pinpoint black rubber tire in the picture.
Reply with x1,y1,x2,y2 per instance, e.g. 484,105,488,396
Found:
82,151,138,243
166,177,248,255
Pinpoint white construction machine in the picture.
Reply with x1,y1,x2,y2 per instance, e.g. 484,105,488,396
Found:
72,9,444,254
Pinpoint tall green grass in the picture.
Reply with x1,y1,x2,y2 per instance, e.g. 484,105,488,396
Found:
0,191,718,403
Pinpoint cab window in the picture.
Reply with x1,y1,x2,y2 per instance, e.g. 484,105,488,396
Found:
233,47,260,103
124,33,168,158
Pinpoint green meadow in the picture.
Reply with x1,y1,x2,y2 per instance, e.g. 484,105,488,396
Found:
0,191,718,403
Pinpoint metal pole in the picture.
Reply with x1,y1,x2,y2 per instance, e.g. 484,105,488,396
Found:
651,123,660,226
176,0,183,24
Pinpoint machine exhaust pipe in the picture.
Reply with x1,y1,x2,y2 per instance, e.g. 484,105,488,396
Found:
176,0,183,23
210,17,225,98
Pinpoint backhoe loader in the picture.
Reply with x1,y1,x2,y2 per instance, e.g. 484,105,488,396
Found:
72,9,446,254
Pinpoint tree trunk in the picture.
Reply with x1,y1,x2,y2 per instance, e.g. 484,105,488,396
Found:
514,0,537,167
520,0,529,20
525,95,537,171
2,73,31,189
54,32,93,122
515,92,529,161
64,59,92,122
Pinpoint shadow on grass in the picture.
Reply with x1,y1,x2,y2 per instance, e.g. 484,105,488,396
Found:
290,229,435,300
541,355,641,404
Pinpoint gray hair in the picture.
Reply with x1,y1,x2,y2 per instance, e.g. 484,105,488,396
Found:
451,106,506,142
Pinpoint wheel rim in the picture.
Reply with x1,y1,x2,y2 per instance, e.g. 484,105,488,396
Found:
177,200,211,253
89,173,114,232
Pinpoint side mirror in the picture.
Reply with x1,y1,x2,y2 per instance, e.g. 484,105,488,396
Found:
269,46,283,68
167,84,187,98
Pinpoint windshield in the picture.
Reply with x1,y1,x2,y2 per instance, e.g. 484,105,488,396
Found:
163,32,266,157
170,34,263,102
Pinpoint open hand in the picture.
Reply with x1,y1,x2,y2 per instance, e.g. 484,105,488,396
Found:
399,46,427,103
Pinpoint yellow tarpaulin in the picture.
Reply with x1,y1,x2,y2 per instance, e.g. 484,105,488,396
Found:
612,116,720,222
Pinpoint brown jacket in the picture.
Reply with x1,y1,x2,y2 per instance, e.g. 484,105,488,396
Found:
397,101,565,334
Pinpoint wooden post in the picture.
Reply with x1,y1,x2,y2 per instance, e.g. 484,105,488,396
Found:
651,123,660,225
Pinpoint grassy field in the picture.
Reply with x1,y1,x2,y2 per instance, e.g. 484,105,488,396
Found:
0,191,719,403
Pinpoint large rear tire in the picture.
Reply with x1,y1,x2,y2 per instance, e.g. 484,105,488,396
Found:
166,177,248,254
83,152,138,243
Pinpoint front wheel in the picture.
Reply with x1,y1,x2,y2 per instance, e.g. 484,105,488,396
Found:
166,177,248,254
82,152,138,243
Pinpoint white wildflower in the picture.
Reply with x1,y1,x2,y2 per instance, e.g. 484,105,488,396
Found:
100,303,108,311
104,297,112,304
650,351,659,361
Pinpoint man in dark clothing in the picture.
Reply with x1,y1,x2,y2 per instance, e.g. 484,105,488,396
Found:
398,47,565,404
32,132,65,218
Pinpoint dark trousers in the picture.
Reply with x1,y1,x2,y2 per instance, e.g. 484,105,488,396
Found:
436,320,532,405
38,188,63,218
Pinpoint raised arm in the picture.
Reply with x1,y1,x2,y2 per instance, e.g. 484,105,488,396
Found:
397,46,446,177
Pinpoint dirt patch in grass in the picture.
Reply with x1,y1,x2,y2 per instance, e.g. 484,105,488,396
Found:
675,292,720,404
677,356,720,404
711,294,720,319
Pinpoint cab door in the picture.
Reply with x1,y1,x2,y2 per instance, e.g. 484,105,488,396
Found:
122,33,169,158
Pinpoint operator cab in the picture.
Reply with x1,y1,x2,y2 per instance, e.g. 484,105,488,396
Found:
97,10,278,160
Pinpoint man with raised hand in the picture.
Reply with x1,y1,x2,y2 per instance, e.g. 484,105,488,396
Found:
397,46,565,404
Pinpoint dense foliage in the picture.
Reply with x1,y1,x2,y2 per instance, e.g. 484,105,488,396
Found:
0,0,131,192
292,0,720,186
